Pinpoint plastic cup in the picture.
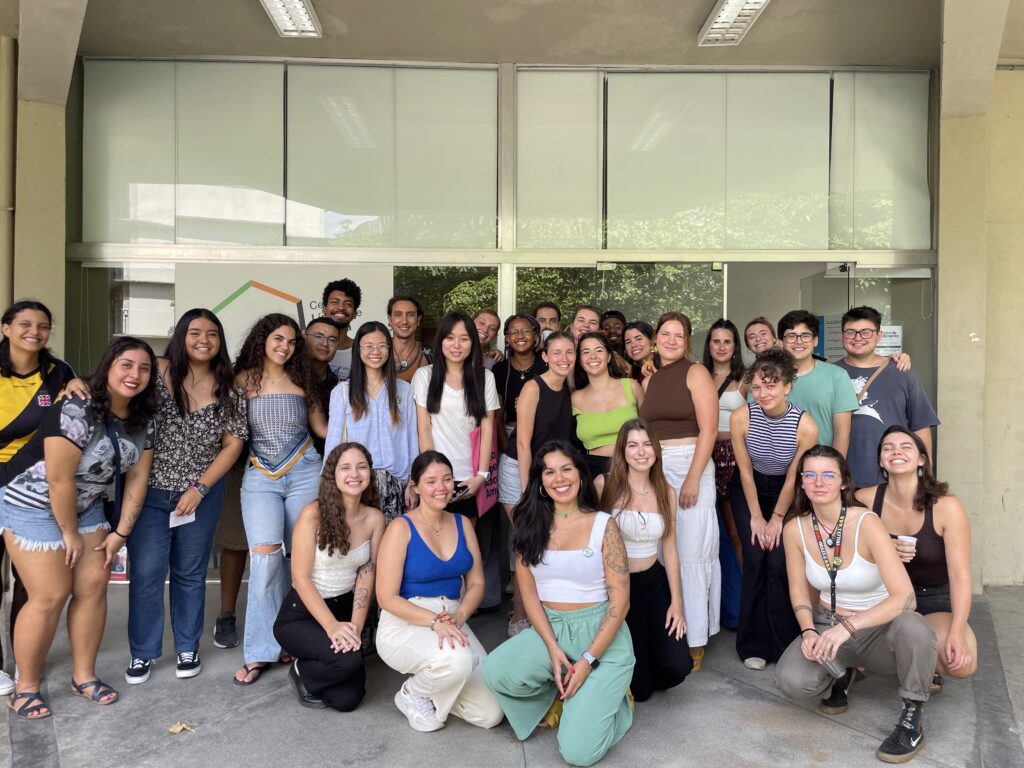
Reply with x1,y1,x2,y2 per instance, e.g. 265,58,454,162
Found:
819,656,847,679
897,535,917,549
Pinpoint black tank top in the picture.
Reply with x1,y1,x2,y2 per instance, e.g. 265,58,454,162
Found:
873,484,949,587
505,376,573,462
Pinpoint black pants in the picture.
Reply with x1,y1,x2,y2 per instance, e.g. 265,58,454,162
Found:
0,538,29,668
625,561,692,701
730,471,800,663
274,588,366,712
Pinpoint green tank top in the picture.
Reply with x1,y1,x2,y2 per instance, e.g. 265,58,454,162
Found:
572,379,638,450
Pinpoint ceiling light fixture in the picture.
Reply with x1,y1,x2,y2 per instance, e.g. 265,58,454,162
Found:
697,0,772,47
259,0,322,38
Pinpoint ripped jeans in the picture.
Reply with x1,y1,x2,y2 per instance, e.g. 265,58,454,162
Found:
239,450,321,664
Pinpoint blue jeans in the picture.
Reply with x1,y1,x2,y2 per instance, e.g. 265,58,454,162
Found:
240,450,321,664
126,478,227,659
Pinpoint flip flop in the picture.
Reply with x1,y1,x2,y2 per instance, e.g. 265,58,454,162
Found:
233,663,269,686
8,691,51,719
71,679,119,705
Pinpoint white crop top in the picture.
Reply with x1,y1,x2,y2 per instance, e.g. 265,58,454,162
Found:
718,388,747,432
612,509,664,559
531,512,610,603
799,512,889,612
311,539,371,599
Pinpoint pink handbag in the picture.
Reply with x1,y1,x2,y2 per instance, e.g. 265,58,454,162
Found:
469,424,499,517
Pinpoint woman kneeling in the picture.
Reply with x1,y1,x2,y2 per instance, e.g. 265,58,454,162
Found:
775,446,937,764
485,440,634,767
274,443,384,711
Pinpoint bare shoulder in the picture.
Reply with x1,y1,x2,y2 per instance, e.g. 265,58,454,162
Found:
853,486,877,508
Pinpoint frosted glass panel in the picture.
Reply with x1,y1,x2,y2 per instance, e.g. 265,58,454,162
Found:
287,66,396,247
607,73,726,250
725,74,830,249
517,71,601,249
395,69,497,248
175,63,284,245
83,61,175,243
830,73,931,250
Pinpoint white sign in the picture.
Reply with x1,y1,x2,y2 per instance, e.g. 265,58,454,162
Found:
877,325,903,356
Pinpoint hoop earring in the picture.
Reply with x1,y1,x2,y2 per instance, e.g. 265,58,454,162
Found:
540,486,549,498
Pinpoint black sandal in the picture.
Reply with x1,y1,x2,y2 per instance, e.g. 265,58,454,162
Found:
233,663,269,686
9,691,51,719
71,679,119,705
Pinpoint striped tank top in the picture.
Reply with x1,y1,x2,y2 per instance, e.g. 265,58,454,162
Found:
745,401,803,476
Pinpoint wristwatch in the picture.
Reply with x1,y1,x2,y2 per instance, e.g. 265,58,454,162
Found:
581,650,600,669
190,481,210,498
476,470,490,483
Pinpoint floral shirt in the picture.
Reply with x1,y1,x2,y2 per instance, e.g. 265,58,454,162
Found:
4,396,154,512
149,375,248,492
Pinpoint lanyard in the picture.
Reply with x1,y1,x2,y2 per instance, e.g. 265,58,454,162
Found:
809,507,847,626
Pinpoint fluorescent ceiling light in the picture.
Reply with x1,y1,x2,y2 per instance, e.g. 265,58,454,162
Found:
697,0,772,47
259,0,322,38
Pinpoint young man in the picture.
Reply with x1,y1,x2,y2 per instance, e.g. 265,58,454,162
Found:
600,310,627,354
835,306,938,488
474,309,504,368
533,302,562,338
570,304,601,341
777,310,860,454
388,294,431,383
322,278,361,381
303,316,341,455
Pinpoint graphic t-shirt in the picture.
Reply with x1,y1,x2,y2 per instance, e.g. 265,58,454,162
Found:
330,346,353,382
834,360,939,489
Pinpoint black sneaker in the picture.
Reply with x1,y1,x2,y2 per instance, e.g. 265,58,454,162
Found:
930,673,944,695
176,651,202,679
125,657,152,685
214,613,238,648
876,699,925,764
289,660,325,709
820,668,857,714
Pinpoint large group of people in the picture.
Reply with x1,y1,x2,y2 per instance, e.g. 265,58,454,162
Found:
0,282,969,766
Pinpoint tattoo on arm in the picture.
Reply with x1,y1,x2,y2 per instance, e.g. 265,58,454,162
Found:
902,594,917,613
597,605,619,634
793,604,813,615
355,559,376,578
353,587,369,611
603,521,629,577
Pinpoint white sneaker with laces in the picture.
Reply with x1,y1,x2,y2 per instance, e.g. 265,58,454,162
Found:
394,682,443,732
0,670,14,696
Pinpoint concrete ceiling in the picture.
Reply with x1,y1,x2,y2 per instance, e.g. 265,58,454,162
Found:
59,0,940,68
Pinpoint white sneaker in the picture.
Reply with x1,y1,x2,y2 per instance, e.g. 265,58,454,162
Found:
394,682,443,732
744,657,767,671
0,670,14,696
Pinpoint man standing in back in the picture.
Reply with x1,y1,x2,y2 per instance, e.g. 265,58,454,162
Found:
322,278,361,381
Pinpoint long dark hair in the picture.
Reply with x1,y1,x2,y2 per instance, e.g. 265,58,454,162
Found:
410,450,454,484
233,313,318,410
165,308,237,419
317,442,380,556
877,425,949,511
427,312,486,424
349,322,400,425
512,440,598,567
623,320,659,378
601,419,673,538
702,318,745,381
87,336,159,433
793,445,855,517
573,331,623,391
1,300,55,378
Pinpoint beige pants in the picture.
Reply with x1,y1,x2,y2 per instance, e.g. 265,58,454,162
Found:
376,596,504,728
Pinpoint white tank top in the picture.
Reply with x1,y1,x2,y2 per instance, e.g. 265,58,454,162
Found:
531,512,610,603
612,508,664,559
311,539,371,598
799,512,889,612
718,388,746,432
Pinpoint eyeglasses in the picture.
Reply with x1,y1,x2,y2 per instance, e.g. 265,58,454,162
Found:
801,471,839,482
506,328,534,337
306,332,339,346
841,329,879,340
359,344,390,354
783,332,815,343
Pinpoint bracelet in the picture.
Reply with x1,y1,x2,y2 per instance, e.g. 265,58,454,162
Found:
114,529,130,538
430,616,439,631
800,628,817,636
838,616,857,639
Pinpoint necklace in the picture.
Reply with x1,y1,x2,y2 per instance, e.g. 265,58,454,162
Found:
511,355,536,381
395,341,420,371
416,512,444,536
629,484,652,496
554,506,579,520
264,370,288,384
814,515,839,548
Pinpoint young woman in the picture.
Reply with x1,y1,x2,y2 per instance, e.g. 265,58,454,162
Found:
743,317,780,356
412,312,500,522
776,446,937,764
484,441,634,767
474,309,504,369
571,331,645,478
622,321,658,382
729,348,818,669
125,309,247,685
232,313,328,686
1,337,157,718
274,443,385,711
374,451,503,732
0,300,87,693
491,313,545,449
597,419,691,701
324,321,417,524
855,427,977,691
639,311,720,670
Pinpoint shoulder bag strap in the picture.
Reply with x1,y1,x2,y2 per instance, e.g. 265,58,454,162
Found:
855,358,890,400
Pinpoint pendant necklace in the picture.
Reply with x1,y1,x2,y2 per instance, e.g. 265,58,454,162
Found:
554,506,579,520
512,355,536,381
817,517,838,548
397,342,420,371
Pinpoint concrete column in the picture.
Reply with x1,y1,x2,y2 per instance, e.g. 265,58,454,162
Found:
0,37,14,307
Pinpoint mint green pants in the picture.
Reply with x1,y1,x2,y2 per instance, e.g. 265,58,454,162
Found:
483,602,635,767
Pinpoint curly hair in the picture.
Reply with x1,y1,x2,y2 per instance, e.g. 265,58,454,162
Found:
317,442,380,556
232,313,319,411
743,347,797,387
1,300,56,378
87,336,159,433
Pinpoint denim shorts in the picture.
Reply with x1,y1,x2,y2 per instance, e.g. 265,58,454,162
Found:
497,453,521,506
0,491,109,552
914,582,952,616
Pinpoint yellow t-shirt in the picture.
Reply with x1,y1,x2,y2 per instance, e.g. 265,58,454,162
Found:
0,360,75,466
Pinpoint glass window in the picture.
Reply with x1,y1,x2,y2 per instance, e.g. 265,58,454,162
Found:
393,267,499,345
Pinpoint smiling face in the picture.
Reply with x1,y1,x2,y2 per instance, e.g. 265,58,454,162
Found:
709,328,736,365
325,290,356,329
623,429,655,474
184,317,221,364
414,460,455,511
474,313,500,347
878,431,926,477
571,309,600,341
441,320,474,365
750,371,791,413
304,321,340,363
623,328,652,362
107,348,153,402
2,309,51,358
578,337,611,378
655,320,689,363
535,307,561,333
781,323,816,363
335,447,372,497
601,317,625,347
389,300,421,341
505,318,536,356
358,329,390,370
841,319,881,360
542,337,576,379
744,322,776,355
800,456,845,504
265,325,298,367
540,450,581,507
